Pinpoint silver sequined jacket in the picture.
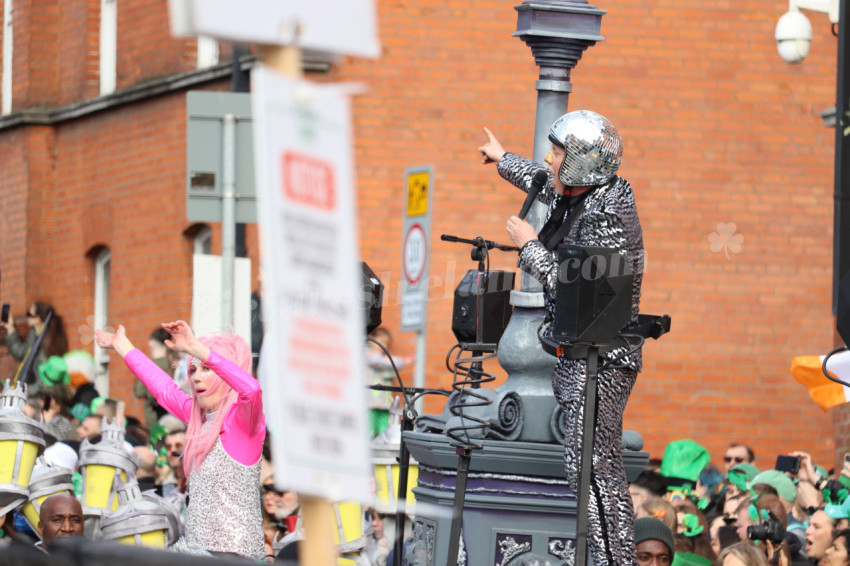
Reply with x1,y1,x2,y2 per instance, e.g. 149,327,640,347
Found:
498,152,645,372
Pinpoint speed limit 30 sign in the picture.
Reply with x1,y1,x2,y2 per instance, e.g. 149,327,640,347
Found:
403,223,427,285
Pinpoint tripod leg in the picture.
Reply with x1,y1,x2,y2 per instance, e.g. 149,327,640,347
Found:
573,347,599,566
446,448,472,565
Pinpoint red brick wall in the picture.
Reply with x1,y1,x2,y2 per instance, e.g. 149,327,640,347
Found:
330,0,840,469
0,0,842,471
0,129,30,380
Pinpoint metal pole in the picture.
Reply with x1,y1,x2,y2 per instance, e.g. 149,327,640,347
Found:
413,331,426,414
574,346,599,566
393,409,415,566
446,448,472,565
834,0,850,321
222,114,236,331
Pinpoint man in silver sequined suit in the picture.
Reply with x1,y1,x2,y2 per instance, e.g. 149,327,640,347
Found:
479,110,644,566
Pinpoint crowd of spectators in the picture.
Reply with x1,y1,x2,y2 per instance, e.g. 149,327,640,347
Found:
9,303,850,565
630,439,850,566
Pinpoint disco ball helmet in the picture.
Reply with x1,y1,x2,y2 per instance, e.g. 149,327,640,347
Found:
548,110,623,186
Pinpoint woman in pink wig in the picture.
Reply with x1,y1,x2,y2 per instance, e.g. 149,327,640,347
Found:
95,320,265,559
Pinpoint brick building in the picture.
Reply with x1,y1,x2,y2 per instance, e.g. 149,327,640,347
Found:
0,0,842,470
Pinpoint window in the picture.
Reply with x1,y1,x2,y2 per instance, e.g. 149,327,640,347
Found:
197,36,219,69
2,0,12,115
194,225,212,255
99,0,116,96
93,248,111,395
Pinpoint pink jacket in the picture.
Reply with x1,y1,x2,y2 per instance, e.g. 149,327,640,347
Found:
125,348,265,466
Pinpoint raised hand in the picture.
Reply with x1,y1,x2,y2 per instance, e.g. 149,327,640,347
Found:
95,325,134,358
478,127,506,165
95,325,123,350
161,320,196,353
162,320,209,362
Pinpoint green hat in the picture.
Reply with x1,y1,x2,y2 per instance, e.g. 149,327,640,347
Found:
671,552,712,566
70,402,90,422
634,517,675,559
750,470,796,504
661,440,711,488
37,355,70,387
826,499,850,520
727,463,759,490
90,396,105,414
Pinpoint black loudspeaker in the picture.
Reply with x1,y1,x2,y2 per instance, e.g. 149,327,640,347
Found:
361,262,384,334
552,245,634,345
838,270,850,347
451,270,515,347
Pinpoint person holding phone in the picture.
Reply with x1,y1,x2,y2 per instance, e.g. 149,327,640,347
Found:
2,302,68,387
95,320,266,559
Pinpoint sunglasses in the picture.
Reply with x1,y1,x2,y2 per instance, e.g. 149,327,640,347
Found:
262,484,284,496
724,456,745,464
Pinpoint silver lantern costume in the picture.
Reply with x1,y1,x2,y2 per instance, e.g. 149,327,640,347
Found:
498,110,644,566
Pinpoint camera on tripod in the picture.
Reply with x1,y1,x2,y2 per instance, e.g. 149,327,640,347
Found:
747,511,785,545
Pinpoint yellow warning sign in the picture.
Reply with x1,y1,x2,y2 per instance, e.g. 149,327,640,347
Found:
406,171,429,217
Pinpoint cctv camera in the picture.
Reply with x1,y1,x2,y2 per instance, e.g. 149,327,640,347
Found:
775,10,813,64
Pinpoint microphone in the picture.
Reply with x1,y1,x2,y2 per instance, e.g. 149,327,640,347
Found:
518,170,548,220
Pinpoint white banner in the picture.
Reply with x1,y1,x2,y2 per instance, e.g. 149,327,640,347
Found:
191,254,252,341
253,67,371,501
169,0,380,59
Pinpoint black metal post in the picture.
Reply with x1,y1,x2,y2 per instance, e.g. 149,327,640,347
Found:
232,44,250,259
574,346,599,566
392,406,415,566
447,448,473,565
835,0,850,323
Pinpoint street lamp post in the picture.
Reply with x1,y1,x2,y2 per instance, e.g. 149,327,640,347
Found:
776,0,850,333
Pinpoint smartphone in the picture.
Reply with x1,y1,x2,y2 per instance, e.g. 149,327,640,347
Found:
775,454,801,474
0,304,9,324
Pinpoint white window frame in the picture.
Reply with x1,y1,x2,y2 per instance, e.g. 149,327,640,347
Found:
196,35,219,69
194,225,212,255
2,0,13,115
99,0,116,96
93,248,111,396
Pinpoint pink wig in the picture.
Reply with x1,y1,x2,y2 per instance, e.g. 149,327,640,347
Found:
182,332,252,477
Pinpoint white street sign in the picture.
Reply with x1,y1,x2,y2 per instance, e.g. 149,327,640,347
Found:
168,0,380,59
400,166,432,333
252,67,371,501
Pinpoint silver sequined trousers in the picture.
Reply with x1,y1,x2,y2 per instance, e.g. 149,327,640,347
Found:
181,419,265,560
500,153,644,566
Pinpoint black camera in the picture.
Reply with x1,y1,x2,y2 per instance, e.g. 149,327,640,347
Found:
747,512,786,545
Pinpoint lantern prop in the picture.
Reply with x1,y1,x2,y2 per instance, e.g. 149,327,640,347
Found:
333,500,368,563
101,479,170,548
141,490,183,546
78,416,137,511
371,442,418,516
0,380,45,515
21,457,75,532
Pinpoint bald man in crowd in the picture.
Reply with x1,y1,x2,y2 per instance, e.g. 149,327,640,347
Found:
132,446,162,495
38,494,84,551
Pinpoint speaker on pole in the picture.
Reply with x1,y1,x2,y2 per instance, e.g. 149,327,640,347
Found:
361,262,384,335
